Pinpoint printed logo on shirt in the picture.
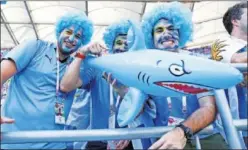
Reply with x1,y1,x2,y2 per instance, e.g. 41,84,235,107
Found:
45,54,52,63
210,39,228,61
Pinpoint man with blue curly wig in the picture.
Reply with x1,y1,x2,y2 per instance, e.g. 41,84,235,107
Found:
103,20,130,54
139,2,228,149
105,2,228,149
1,12,93,149
60,20,135,150
102,20,157,150
142,2,192,51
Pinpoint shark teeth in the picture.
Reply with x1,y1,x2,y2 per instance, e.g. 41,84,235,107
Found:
155,82,212,94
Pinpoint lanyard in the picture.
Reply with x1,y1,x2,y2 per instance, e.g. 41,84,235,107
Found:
109,85,121,108
109,85,121,129
56,48,60,100
166,96,187,117
56,48,69,101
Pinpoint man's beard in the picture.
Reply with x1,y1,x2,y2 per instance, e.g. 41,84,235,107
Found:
156,35,179,51
113,48,128,54
58,42,74,56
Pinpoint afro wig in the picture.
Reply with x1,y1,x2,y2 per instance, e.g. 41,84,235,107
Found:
141,2,193,49
55,12,93,46
103,20,131,53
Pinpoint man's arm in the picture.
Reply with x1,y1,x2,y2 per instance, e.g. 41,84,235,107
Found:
60,57,83,92
60,42,106,93
231,52,247,63
182,95,217,133
150,95,217,149
1,39,40,124
1,59,17,89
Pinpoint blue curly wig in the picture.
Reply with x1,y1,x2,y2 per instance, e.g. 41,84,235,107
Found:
55,12,93,46
141,2,193,49
103,20,131,53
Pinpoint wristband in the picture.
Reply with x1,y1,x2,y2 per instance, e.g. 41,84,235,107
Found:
176,122,193,140
75,52,86,60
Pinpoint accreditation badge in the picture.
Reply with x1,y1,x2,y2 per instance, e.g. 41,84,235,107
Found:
55,102,65,125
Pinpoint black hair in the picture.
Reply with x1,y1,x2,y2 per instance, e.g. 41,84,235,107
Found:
223,2,247,34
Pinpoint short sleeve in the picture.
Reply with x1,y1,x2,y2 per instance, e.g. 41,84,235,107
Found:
3,39,40,72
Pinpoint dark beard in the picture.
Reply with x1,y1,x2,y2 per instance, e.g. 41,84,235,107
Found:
113,48,128,53
61,49,72,55
157,35,178,44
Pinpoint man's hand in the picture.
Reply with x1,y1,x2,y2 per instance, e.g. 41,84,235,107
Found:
149,127,187,149
79,42,107,56
1,116,15,124
115,140,130,149
107,140,130,150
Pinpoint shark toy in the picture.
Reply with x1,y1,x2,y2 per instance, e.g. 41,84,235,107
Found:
85,21,243,97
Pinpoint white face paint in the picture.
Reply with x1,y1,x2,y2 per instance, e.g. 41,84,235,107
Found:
58,25,83,55
113,35,128,54
240,8,247,34
153,19,179,51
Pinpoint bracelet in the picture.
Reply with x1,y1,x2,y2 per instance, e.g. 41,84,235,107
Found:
176,122,193,140
75,52,86,60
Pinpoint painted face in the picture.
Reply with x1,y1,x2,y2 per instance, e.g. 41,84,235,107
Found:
153,19,179,51
58,25,83,55
240,8,247,34
113,35,128,54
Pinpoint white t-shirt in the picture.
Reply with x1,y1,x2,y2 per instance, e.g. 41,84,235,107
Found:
214,36,246,63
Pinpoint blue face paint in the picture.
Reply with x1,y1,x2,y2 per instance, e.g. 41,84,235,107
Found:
153,19,179,51
113,35,128,54
58,25,83,55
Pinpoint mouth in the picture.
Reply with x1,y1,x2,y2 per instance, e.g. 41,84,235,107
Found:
162,40,174,45
154,81,212,94
64,41,75,48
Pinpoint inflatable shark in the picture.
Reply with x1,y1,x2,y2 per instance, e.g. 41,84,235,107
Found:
85,21,243,97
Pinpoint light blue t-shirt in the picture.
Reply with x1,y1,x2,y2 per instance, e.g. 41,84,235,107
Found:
80,61,111,130
1,39,76,149
66,87,91,149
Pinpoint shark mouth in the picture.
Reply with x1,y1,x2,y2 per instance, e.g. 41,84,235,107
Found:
155,82,213,94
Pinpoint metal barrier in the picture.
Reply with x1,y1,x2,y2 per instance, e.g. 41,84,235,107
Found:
214,90,245,149
1,119,246,144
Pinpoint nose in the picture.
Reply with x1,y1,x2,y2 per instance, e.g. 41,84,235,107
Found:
69,35,75,42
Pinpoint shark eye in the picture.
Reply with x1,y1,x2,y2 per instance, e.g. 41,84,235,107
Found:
169,64,184,76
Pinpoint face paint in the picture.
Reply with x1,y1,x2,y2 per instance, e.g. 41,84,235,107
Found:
113,35,128,54
58,25,83,55
153,19,179,51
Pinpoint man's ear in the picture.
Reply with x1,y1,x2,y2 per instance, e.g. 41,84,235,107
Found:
231,19,240,27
